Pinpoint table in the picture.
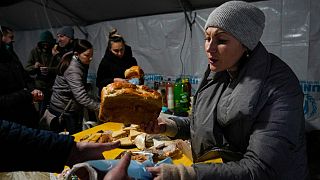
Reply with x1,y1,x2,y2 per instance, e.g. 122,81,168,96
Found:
73,122,223,166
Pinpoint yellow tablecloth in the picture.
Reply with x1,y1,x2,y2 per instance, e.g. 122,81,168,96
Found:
73,122,222,166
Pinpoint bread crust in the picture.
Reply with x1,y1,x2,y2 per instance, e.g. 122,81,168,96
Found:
99,82,162,124
124,66,144,79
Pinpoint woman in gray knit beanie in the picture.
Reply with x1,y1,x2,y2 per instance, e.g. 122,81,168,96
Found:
143,1,308,180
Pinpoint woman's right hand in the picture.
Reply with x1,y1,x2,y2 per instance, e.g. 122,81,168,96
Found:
140,117,166,134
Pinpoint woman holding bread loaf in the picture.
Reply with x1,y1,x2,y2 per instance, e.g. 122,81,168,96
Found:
141,1,308,179
49,39,100,134
96,29,138,96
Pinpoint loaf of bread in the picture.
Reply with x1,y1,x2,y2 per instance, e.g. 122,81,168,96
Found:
99,81,162,124
124,66,144,79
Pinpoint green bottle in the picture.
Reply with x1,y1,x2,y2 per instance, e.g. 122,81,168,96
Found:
180,78,189,113
174,78,182,115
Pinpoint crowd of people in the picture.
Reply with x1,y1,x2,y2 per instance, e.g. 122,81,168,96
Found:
0,24,135,177
0,1,312,179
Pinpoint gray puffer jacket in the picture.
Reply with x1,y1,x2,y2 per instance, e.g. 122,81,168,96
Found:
50,56,100,113
171,42,308,180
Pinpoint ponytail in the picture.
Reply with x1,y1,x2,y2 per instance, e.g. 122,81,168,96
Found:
57,51,73,75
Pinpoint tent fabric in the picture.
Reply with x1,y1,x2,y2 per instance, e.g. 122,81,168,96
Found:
0,0,263,31
2,0,320,129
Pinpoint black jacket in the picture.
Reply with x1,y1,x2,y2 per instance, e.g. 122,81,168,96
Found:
0,45,39,128
0,119,74,172
96,45,137,95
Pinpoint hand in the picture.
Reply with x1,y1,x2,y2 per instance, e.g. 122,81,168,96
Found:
104,151,131,180
34,62,43,69
66,141,121,167
40,66,49,76
140,117,166,134
52,44,59,56
147,166,162,180
31,89,44,102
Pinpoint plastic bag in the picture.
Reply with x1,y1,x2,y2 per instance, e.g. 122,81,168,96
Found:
64,157,173,180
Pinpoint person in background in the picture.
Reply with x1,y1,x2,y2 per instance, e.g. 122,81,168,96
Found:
0,118,132,179
141,1,308,179
0,25,43,128
1,26,17,58
49,39,100,134
25,30,59,116
0,27,130,180
96,28,138,96
52,26,75,62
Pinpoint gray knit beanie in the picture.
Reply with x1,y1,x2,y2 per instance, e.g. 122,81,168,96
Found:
57,26,74,39
205,1,265,50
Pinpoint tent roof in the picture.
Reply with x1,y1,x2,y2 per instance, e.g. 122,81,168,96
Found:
0,0,265,31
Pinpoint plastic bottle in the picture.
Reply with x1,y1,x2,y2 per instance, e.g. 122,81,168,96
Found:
180,78,189,113
158,78,167,107
165,78,173,107
174,78,182,115
167,86,174,111
184,78,192,109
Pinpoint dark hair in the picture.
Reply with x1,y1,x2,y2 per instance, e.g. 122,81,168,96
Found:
107,28,126,50
0,25,3,36
1,26,13,36
57,39,93,75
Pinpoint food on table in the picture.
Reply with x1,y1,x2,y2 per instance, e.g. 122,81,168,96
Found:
149,139,182,160
129,129,143,140
115,151,153,163
112,129,129,139
99,81,162,124
78,125,183,160
79,130,113,143
118,137,134,146
134,133,147,150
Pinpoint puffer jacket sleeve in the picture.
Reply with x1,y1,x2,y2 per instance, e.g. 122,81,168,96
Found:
193,63,307,179
0,119,75,172
65,61,100,111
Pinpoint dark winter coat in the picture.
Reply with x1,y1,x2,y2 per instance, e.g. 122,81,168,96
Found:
0,45,39,128
171,42,308,179
0,119,74,172
96,45,137,95
25,46,59,90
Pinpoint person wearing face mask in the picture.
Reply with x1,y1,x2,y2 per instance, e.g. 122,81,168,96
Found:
25,30,59,117
96,28,138,96
0,25,44,128
49,39,100,134
140,1,308,179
